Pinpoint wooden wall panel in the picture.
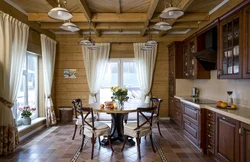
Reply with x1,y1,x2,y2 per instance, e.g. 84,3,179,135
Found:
54,34,185,117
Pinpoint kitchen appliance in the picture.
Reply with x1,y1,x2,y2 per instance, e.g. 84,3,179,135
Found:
227,91,233,106
186,98,216,104
192,87,199,97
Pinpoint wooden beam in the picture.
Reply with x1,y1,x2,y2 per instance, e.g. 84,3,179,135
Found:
75,30,83,37
79,0,91,20
91,22,101,37
28,13,147,22
45,0,58,8
116,0,121,14
40,22,90,29
141,0,159,36
177,0,194,11
172,22,199,29
96,22,144,30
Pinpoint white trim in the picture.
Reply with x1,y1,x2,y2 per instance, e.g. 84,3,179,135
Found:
18,117,46,132
209,0,229,15
27,51,42,57
159,117,170,120
167,29,191,34
19,124,45,141
4,0,28,15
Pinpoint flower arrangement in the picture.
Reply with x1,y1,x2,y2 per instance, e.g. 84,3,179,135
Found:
19,106,36,118
110,86,128,108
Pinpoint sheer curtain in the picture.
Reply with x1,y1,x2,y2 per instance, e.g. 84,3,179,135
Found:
133,43,157,104
0,11,29,155
81,43,110,104
41,34,57,127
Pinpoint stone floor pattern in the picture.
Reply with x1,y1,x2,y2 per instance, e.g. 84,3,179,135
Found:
0,121,216,162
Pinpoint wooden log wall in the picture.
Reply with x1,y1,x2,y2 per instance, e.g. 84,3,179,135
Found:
54,34,185,117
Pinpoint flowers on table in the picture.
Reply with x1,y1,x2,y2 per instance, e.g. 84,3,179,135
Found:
110,86,129,109
19,105,36,118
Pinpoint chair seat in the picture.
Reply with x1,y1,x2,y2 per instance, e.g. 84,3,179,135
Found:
83,121,110,137
75,114,96,125
124,122,151,137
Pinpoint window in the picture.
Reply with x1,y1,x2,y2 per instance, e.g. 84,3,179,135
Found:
12,52,39,126
100,59,141,106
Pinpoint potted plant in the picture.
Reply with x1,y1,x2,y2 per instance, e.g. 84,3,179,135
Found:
110,86,129,109
19,106,36,125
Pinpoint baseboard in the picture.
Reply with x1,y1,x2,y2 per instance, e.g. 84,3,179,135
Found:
159,117,170,120
19,124,45,141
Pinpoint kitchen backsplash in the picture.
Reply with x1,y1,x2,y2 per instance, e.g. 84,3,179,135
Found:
176,70,250,107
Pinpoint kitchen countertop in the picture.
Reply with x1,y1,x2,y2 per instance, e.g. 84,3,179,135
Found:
174,95,250,125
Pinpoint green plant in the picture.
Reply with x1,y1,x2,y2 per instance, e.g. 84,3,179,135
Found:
110,86,128,107
19,106,36,118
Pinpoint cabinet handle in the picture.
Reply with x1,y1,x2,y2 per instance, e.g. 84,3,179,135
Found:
208,114,211,117
172,71,174,75
208,134,211,138
172,100,174,102
222,117,227,120
208,145,211,148
208,124,211,127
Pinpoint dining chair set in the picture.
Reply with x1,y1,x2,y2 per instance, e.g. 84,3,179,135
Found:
71,97,163,159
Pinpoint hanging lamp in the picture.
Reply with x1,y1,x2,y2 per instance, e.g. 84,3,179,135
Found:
159,0,184,19
153,21,172,31
141,28,157,51
60,21,80,32
47,0,72,21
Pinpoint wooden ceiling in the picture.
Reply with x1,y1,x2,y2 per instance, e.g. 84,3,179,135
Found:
8,0,224,37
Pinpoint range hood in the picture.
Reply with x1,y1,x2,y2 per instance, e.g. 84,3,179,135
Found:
194,27,217,71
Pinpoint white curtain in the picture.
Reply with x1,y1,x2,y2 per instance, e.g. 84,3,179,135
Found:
0,11,29,155
81,43,110,103
41,34,57,127
133,43,157,104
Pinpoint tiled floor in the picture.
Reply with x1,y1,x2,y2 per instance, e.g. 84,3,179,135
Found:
0,120,216,162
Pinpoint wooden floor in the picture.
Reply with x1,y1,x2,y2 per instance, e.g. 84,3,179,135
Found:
0,120,216,162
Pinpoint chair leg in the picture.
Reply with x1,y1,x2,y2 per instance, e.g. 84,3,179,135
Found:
121,135,127,151
149,135,156,153
136,137,141,159
80,132,85,152
91,135,95,159
79,126,82,135
98,136,101,146
157,122,163,137
72,124,77,140
108,135,114,153
144,136,147,140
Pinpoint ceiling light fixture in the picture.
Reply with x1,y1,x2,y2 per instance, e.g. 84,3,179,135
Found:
60,21,80,32
159,0,184,19
47,0,72,21
141,28,157,51
79,21,99,50
153,21,172,31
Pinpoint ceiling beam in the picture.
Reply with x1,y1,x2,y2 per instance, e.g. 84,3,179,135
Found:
96,22,144,30
116,0,121,14
45,0,58,8
172,22,199,29
40,22,89,29
141,0,159,36
91,22,101,37
75,30,83,37
79,0,91,20
28,13,147,22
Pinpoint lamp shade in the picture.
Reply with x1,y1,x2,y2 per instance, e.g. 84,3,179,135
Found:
146,40,157,46
88,44,99,50
60,22,80,32
153,22,172,31
79,39,92,46
141,45,152,51
48,7,72,21
159,7,184,19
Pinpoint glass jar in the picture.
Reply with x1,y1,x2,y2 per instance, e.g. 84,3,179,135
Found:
227,91,233,106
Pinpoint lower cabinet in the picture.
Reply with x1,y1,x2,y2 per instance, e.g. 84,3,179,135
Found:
215,113,240,162
170,98,182,128
240,122,250,162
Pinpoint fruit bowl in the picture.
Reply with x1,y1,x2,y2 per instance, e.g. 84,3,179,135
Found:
216,106,237,110
104,101,114,108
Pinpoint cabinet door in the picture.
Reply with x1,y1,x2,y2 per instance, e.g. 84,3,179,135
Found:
188,38,197,79
169,46,175,77
218,11,242,79
243,5,250,78
169,76,175,97
240,122,250,162
215,113,240,162
183,42,189,78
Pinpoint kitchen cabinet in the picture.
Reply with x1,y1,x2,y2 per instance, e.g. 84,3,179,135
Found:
206,110,216,156
183,36,210,79
218,10,242,79
168,42,183,79
215,113,240,162
240,122,250,162
169,97,182,128
169,97,175,119
243,4,250,78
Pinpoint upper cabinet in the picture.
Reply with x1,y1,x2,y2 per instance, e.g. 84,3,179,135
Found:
183,36,210,79
243,4,250,78
218,10,242,79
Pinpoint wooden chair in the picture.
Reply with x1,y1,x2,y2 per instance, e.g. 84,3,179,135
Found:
78,107,114,159
121,107,156,159
72,99,96,140
149,97,163,137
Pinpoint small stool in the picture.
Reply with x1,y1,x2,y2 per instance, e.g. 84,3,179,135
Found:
59,107,73,124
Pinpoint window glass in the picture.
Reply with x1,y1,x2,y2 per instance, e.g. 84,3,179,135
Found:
122,62,139,88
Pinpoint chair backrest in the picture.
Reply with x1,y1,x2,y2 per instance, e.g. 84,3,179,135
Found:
150,97,163,117
72,98,82,119
77,107,95,130
136,107,156,130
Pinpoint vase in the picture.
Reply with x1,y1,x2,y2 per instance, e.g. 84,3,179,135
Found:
117,100,124,110
22,117,31,125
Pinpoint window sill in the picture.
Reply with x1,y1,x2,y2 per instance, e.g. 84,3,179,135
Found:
18,117,46,133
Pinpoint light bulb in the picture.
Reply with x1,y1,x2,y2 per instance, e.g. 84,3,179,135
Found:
168,11,173,16
57,11,63,16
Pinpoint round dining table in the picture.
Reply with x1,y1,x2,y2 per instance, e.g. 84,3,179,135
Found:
91,105,138,146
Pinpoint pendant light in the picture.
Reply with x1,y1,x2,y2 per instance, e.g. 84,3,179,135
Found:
60,21,80,32
153,21,172,31
47,0,72,21
141,28,157,51
141,45,153,51
79,21,99,50
159,0,184,19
